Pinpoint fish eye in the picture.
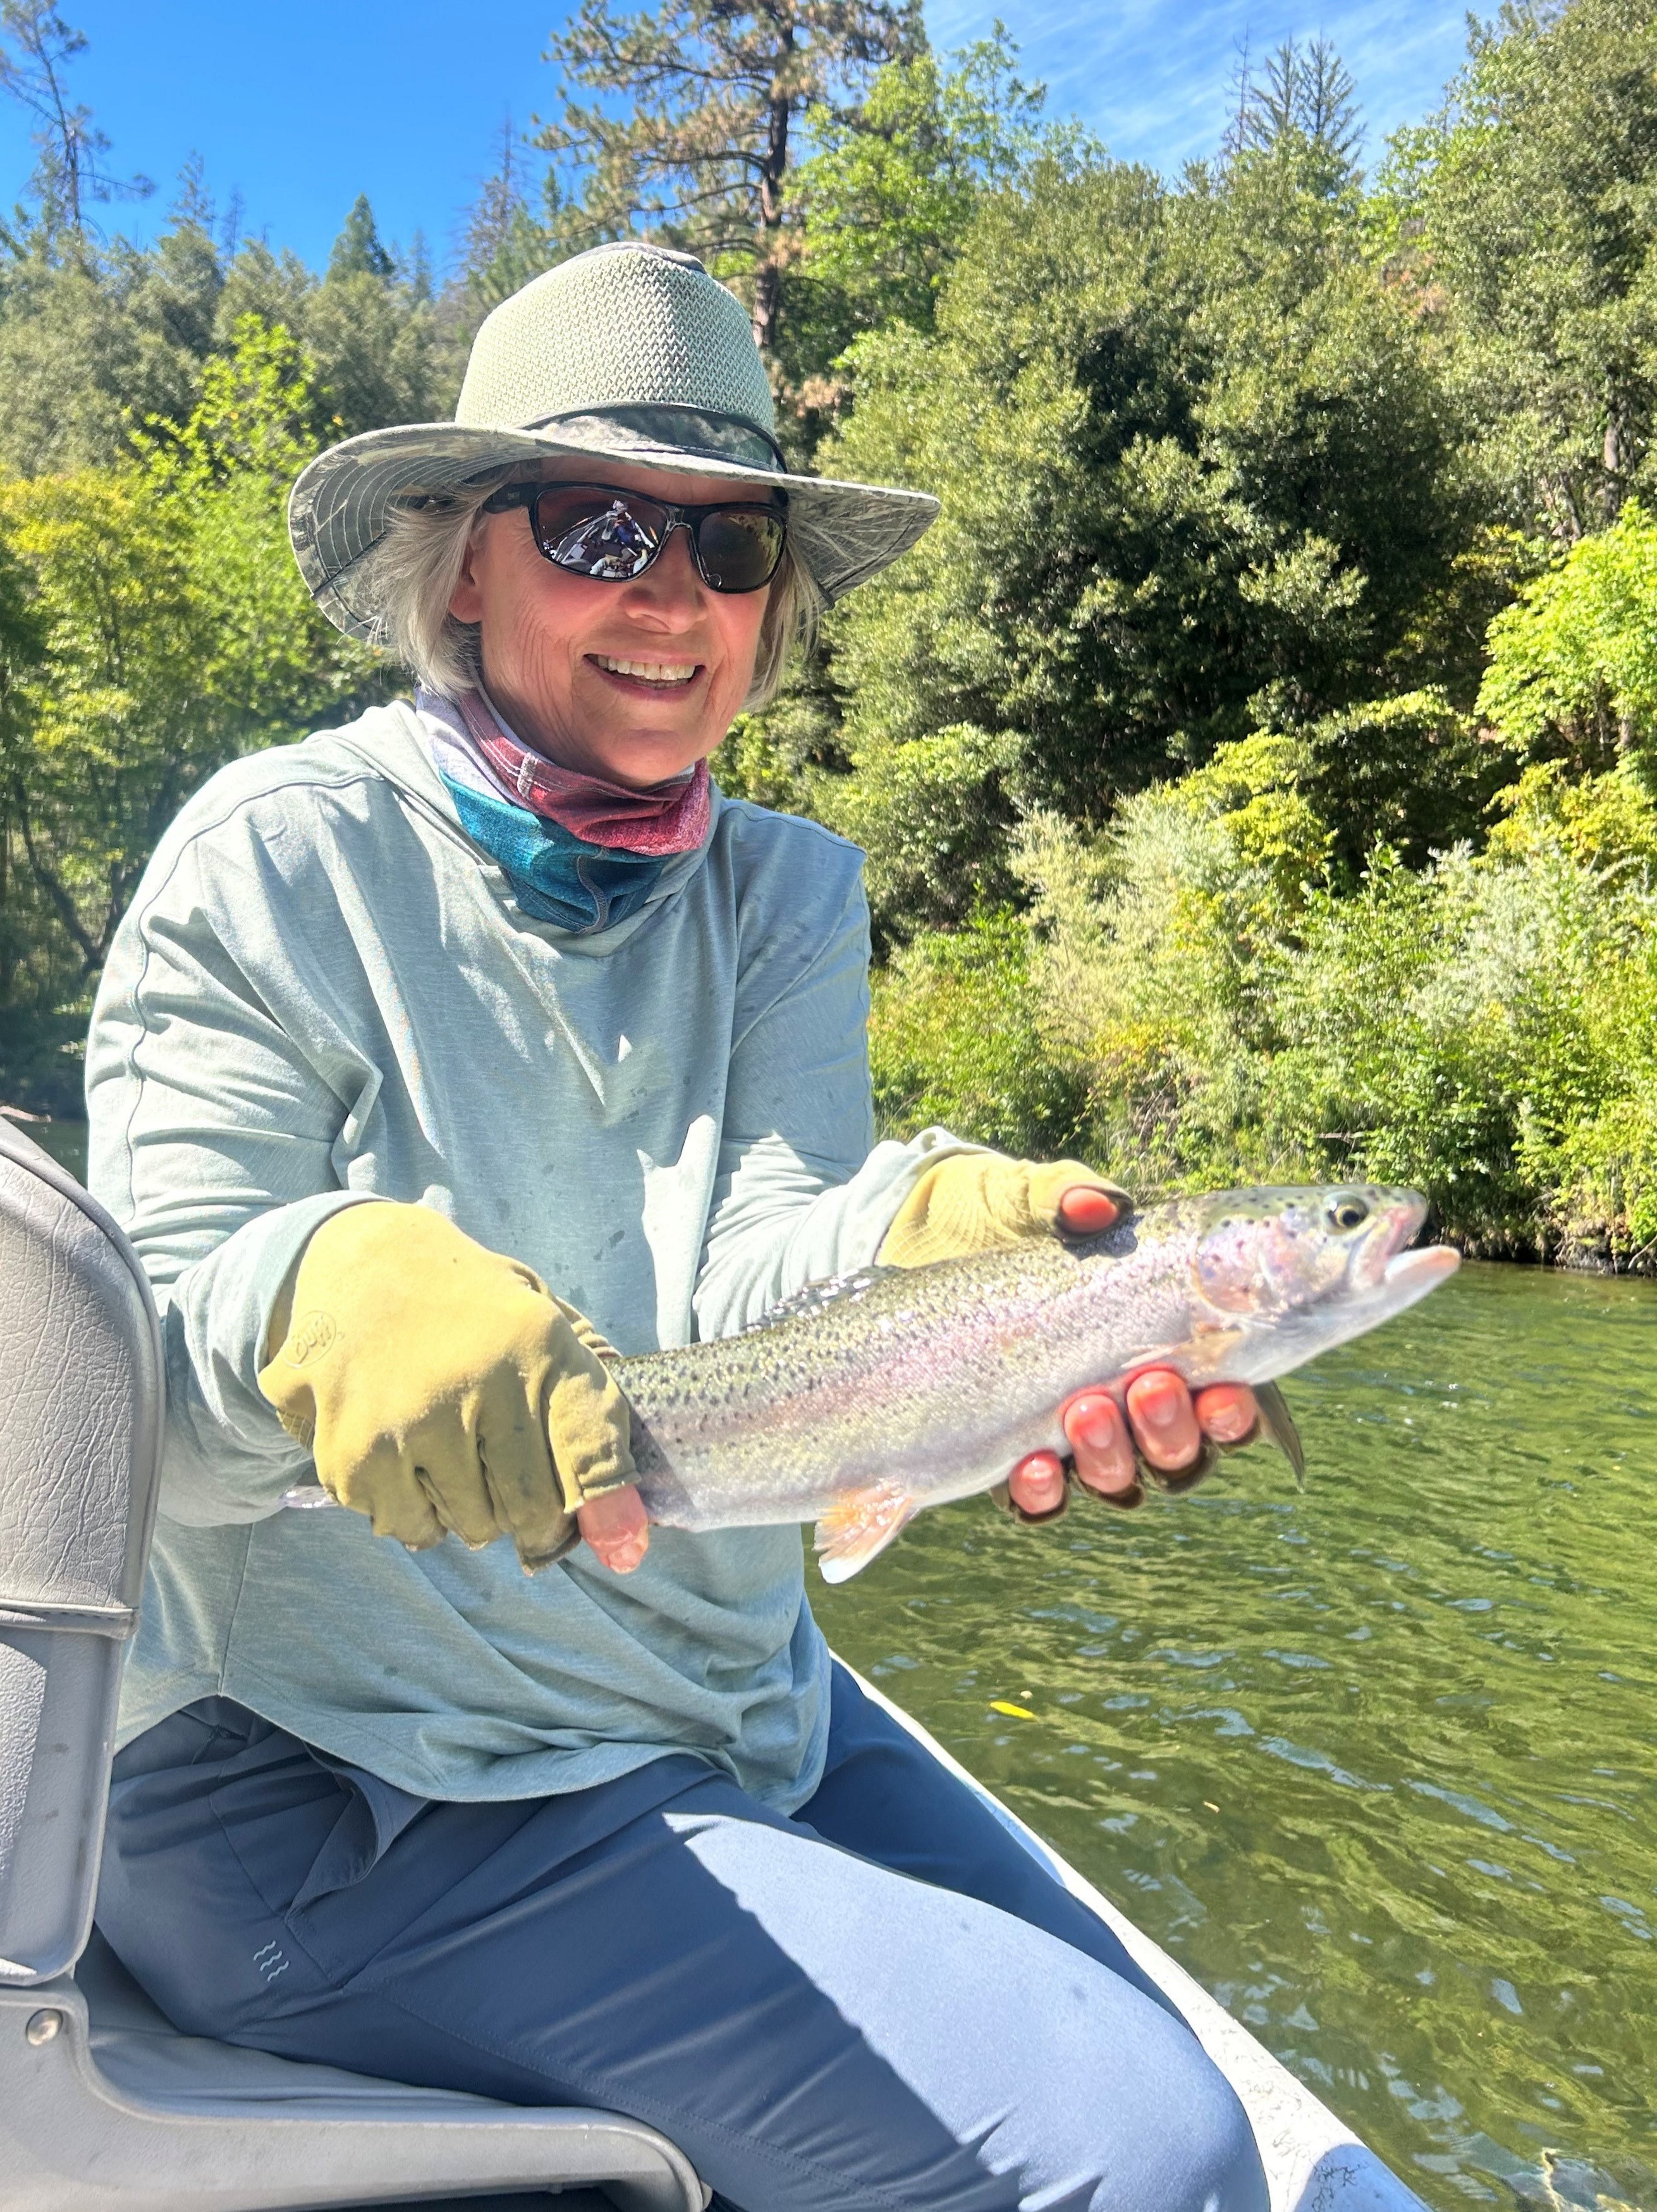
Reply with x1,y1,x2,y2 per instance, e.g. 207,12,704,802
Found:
1328,1196,1369,1232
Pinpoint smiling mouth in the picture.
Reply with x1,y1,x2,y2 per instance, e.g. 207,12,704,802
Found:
590,653,700,687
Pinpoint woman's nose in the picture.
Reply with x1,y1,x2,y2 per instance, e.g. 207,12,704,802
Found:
619,525,707,620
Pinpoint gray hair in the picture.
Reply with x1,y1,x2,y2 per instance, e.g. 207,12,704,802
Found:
371,479,821,711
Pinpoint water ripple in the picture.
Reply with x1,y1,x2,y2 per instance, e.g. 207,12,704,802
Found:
815,1262,1657,2212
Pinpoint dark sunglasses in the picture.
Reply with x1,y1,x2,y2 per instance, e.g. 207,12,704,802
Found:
483,479,788,594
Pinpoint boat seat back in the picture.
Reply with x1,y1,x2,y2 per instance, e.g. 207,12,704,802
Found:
0,1116,161,1987
0,1118,708,2211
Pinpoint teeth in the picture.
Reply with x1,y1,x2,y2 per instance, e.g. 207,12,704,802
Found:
594,654,697,685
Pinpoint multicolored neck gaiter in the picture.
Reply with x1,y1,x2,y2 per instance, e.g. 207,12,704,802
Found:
421,687,712,935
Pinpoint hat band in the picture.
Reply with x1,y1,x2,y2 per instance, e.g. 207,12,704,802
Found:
520,403,786,474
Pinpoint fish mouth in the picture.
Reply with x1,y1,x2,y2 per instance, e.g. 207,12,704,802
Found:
1380,1243,1462,1297
1347,1189,1459,1310
1349,1188,1430,1291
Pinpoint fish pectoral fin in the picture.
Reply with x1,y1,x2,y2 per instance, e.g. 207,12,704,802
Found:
1254,1379,1305,1487
813,1484,917,1583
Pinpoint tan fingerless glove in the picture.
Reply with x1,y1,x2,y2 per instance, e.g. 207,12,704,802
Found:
258,1202,634,1570
877,1153,1132,1270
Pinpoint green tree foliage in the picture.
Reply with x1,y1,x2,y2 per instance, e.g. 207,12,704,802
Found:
811,145,1472,935
1477,496,1657,778
1196,692,1507,878
1,0,1654,1262
0,529,63,1097
874,758,1657,1261
0,206,226,474
869,909,1089,1154
1378,0,1657,539
0,467,211,980
534,0,922,355
327,194,395,282
0,8,460,478
0,197,460,480
1224,35,1362,195
0,319,382,1106
460,116,575,312
790,32,1063,344
136,316,382,730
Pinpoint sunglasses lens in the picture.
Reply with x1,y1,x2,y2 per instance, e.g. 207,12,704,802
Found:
530,488,666,578
695,508,786,592
522,486,786,591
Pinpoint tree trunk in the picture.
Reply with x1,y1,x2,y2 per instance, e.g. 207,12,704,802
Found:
750,66,792,355
751,255,781,353
8,790,103,975
1603,405,1625,523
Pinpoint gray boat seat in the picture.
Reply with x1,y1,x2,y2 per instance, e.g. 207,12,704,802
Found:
0,1115,706,2212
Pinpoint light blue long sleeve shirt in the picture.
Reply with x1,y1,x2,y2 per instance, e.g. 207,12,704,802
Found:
86,699,977,1811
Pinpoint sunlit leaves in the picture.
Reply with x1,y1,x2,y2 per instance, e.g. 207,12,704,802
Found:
1477,498,1657,779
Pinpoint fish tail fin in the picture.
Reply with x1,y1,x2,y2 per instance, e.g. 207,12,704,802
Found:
814,1484,917,1583
1255,1379,1305,1488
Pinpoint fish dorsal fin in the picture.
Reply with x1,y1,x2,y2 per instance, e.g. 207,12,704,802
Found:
1254,1378,1305,1487
813,1483,917,1583
747,1268,899,1334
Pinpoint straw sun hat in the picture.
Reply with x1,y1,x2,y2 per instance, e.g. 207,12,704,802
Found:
288,242,941,641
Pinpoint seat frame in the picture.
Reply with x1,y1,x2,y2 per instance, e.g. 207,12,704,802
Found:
0,1117,705,2212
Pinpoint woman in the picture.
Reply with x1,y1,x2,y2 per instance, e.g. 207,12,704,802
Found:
88,243,1267,2212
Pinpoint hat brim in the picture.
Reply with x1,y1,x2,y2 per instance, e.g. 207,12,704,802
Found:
288,417,940,641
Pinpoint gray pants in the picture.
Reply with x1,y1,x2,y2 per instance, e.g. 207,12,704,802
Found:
97,1664,1268,2212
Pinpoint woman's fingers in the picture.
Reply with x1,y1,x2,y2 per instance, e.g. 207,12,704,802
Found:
1055,1184,1122,1236
1123,1368,1205,1471
578,1483,651,1573
1193,1381,1258,1446
1122,1370,1259,1484
1008,1374,1264,1525
1063,1392,1140,1498
1006,1449,1068,1518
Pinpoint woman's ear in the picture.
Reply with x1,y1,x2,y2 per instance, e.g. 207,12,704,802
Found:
448,520,489,624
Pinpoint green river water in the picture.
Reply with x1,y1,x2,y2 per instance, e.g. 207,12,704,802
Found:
19,1121,1652,2209
815,1260,1655,2212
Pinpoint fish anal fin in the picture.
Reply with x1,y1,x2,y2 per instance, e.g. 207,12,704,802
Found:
813,1484,917,1583
1254,1379,1305,1487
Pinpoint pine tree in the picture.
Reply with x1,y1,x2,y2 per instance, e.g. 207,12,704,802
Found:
534,0,923,355
0,1,150,240
1225,34,1361,195
459,115,571,311
326,194,395,283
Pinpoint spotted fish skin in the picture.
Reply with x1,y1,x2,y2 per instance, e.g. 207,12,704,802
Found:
618,1183,1459,1578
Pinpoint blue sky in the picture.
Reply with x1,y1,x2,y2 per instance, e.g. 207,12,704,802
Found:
0,1,1471,275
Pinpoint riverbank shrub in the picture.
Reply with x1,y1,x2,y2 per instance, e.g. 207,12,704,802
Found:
871,754,1657,1265
869,910,1091,1156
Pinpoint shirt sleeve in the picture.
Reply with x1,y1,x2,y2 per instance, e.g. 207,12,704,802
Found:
85,818,378,1528
692,871,984,1340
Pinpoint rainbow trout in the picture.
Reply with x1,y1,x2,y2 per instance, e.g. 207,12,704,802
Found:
284,1184,1457,1579
620,1182,1458,1580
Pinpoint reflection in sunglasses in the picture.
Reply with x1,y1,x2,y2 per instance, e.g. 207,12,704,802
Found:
553,500,658,577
